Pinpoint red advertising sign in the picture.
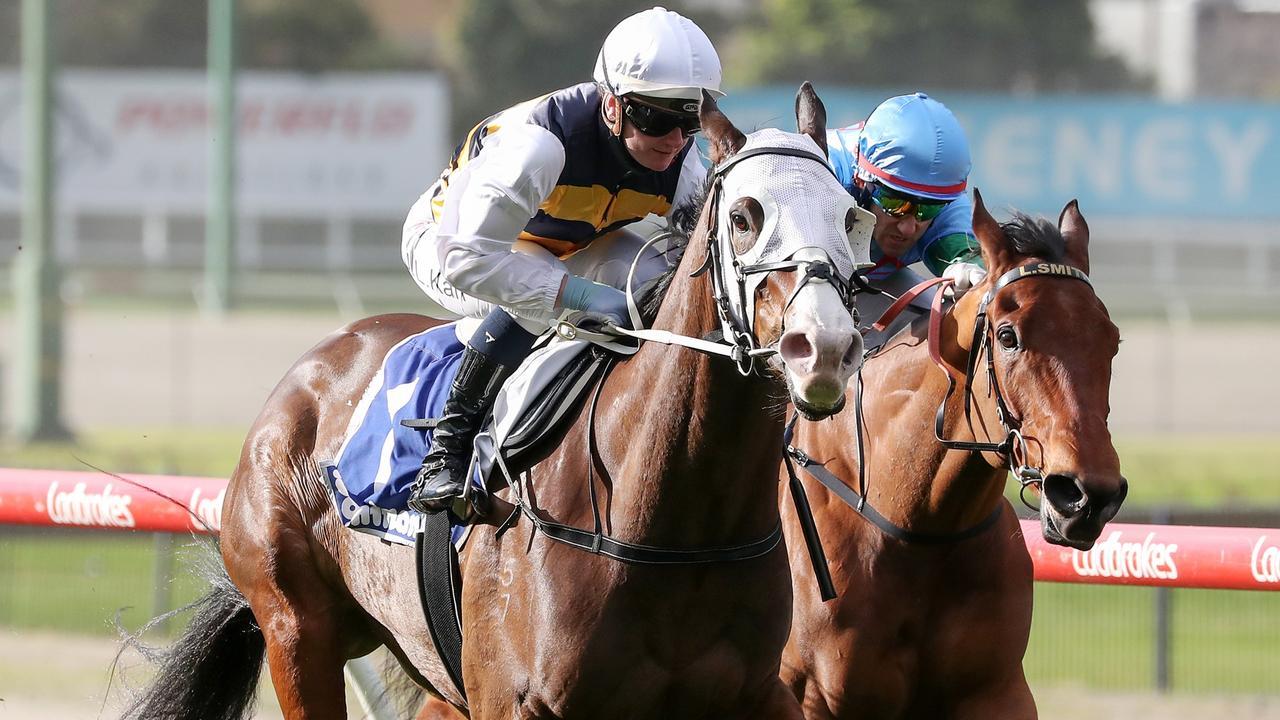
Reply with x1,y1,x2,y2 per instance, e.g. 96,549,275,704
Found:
0,468,226,534
1022,519,1280,591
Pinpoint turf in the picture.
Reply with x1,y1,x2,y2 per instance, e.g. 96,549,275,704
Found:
1026,584,1280,692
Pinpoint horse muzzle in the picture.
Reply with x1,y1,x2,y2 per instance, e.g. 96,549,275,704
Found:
777,283,862,418
1039,471,1129,550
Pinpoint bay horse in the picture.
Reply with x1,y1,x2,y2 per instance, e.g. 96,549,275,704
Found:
125,85,869,719
778,192,1126,719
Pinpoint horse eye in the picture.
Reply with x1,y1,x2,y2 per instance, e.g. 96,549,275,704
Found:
996,325,1020,350
844,208,857,233
731,212,750,233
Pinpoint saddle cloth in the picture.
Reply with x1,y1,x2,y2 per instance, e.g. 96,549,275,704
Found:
320,322,597,546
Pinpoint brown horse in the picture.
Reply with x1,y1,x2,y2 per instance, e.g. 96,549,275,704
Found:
124,86,870,720
778,193,1125,719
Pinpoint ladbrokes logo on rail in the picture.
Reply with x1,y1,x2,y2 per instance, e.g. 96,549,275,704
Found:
1252,536,1280,584
1071,530,1178,581
45,481,136,528
189,487,225,532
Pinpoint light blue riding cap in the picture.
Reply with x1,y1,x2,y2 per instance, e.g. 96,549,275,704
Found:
856,92,971,201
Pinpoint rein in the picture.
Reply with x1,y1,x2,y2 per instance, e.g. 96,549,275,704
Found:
784,261,1094,544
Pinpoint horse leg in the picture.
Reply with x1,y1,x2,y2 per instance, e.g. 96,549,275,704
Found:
253,596,349,720
950,671,1037,720
416,696,468,719
224,477,352,718
747,680,806,720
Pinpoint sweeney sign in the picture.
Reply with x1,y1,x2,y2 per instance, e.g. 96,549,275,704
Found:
724,88,1280,220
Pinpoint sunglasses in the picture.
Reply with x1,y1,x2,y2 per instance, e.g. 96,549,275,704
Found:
868,182,950,222
622,97,701,138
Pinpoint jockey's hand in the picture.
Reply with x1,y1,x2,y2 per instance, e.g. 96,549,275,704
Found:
942,261,987,295
559,275,633,329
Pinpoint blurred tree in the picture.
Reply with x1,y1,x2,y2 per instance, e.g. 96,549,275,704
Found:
0,3,18,66
449,0,622,132
57,0,207,68
243,0,395,72
43,0,416,71
448,0,732,134
731,0,1147,93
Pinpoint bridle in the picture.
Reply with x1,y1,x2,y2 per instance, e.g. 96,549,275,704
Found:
930,262,1093,506
564,142,861,377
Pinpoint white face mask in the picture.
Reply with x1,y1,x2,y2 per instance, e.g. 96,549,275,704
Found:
712,128,874,337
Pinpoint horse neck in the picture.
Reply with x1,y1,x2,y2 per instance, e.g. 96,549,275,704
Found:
597,242,784,546
825,295,1009,534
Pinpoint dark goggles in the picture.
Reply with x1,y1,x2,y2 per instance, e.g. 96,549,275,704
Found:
622,95,701,138
868,182,950,222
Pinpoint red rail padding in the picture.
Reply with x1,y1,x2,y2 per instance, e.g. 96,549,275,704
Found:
1021,519,1280,591
2,469,1278,591
0,468,226,534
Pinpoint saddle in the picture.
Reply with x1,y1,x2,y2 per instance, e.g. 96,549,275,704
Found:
474,340,614,496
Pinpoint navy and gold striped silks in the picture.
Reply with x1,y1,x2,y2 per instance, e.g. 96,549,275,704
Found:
430,83,692,257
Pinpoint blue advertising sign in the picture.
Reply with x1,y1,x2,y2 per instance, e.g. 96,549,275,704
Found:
720,88,1280,219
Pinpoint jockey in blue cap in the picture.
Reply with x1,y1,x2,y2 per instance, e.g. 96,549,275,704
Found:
827,92,986,295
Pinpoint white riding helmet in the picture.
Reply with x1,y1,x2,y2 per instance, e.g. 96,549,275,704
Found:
593,7,724,101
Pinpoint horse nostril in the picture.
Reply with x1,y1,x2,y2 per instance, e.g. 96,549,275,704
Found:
780,331,814,364
1043,473,1087,516
841,334,864,369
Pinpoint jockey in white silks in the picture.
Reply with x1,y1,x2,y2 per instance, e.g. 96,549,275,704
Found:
826,93,987,299
400,7,723,514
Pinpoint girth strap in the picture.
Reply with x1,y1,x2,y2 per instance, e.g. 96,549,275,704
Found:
529,513,784,565
415,513,466,700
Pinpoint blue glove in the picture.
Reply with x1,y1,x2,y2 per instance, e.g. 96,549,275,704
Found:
560,275,631,329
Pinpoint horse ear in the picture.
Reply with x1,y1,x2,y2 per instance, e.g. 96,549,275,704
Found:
700,89,746,164
1058,199,1091,274
795,81,828,157
972,189,1014,272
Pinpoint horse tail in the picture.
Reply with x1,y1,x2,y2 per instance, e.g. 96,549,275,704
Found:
116,541,265,720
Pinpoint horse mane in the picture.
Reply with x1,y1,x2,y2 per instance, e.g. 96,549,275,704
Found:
636,175,711,323
1000,212,1065,262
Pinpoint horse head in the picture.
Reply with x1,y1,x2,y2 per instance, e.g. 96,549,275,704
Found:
695,83,866,418
964,190,1126,549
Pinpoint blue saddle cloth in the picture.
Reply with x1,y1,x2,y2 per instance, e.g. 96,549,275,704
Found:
321,323,467,545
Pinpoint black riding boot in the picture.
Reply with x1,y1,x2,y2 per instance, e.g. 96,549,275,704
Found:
406,346,513,514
